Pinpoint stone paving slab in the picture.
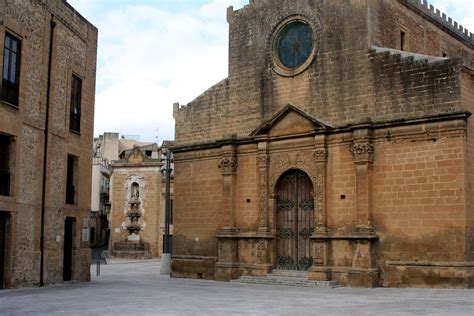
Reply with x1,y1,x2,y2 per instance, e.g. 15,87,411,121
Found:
0,260,472,315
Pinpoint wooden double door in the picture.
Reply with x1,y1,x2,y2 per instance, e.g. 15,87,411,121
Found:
276,170,314,270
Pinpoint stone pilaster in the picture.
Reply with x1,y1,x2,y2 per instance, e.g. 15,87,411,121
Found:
257,142,269,233
350,130,374,231
218,145,238,228
309,136,330,280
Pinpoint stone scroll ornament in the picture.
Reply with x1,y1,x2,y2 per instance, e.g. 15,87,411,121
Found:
351,143,374,163
218,157,238,174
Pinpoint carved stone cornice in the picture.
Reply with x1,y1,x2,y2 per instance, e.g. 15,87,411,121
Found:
218,157,238,174
351,143,374,163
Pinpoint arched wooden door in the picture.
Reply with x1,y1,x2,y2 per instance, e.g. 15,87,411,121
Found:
276,170,314,270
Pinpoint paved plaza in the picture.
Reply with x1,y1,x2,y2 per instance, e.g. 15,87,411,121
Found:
0,260,472,315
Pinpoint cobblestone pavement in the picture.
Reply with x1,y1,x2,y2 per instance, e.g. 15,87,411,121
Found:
0,260,473,315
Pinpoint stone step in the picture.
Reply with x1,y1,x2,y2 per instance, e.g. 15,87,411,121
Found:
234,275,338,288
268,269,308,278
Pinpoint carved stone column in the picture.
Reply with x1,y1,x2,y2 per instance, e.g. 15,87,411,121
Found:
218,145,238,229
309,136,331,281
350,138,374,231
215,145,239,281
348,130,379,287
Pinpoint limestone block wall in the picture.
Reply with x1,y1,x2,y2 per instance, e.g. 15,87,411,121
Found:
372,0,473,63
0,0,97,287
174,0,468,147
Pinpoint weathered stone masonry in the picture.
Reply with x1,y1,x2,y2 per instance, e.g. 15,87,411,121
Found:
172,0,473,288
0,0,97,288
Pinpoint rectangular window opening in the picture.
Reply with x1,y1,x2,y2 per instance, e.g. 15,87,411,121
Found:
0,135,11,196
1,33,21,107
66,155,77,204
400,31,406,51
69,75,82,133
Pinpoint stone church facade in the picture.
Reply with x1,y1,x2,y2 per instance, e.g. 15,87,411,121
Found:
0,0,97,288
172,0,473,288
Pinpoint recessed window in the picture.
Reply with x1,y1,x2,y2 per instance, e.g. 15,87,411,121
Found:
400,31,406,51
69,75,82,133
0,135,11,196
66,155,77,204
2,33,21,106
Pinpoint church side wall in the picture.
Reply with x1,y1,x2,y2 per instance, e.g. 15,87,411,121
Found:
461,71,474,268
171,149,224,279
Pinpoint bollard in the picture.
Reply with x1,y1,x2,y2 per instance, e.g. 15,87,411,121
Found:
96,260,100,276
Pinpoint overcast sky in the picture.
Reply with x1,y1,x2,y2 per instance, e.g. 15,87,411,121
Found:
67,0,473,143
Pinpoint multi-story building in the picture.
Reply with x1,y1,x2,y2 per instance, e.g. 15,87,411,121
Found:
90,155,111,248
172,0,473,288
90,132,153,249
109,142,174,259
0,0,97,288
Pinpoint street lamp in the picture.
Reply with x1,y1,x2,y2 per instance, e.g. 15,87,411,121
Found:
160,148,173,274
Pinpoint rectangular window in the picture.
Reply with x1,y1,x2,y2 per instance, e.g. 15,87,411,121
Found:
400,31,406,51
0,135,10,196
1,33,21,106
69,75,82,133
66,155,76,204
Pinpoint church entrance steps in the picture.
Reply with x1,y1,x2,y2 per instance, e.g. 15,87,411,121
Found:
232,270,339,288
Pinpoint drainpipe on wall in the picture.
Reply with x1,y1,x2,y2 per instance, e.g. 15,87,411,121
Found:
40,17,56,288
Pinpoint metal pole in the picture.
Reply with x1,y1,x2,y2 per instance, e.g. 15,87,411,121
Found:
40,18,56,287
164,151,171,254
160,149,172,275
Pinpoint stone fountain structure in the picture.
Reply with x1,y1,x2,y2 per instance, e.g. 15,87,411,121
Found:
113,177,151,259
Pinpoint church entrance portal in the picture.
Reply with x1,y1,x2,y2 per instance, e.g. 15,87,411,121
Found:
276,170,314,271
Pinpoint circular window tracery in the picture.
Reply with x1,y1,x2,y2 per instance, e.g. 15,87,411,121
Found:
271,16,319,77
276,21,313,69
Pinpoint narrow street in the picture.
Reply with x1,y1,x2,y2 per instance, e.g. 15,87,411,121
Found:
0,260,472,315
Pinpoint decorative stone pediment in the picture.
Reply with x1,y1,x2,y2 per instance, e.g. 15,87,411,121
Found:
127,146,147,163
250,104,331,137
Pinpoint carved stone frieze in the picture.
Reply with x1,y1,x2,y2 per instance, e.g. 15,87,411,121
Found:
218,157,238,174
257,154,269,228
351,143,374,163
269,153,317,190
256,240,266,264
315,163,325,227
259,185,266,227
